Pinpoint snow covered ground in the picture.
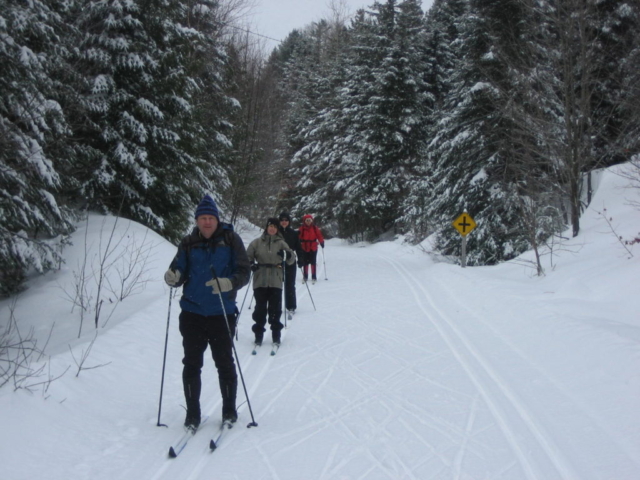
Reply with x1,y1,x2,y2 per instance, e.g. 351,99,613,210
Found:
1,164,639,480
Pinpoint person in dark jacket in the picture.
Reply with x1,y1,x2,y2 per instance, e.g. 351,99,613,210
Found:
298,214,324,284
164,194,250,430
278,212,301,314
246,218,295,345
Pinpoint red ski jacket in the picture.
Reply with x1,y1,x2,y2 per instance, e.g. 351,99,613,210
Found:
299,215,324,253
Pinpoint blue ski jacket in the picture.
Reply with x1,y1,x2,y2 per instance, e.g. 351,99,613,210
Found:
168,224,250,317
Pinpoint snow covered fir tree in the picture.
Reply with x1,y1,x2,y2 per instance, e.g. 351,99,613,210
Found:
1,0,639,295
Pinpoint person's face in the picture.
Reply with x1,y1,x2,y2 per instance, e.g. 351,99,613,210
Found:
197,215,218,239
304,218,312,225
267,224,278,235
279,218,289,228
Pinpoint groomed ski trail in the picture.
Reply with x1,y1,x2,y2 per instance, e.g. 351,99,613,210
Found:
381,256,579,480
142,239,637,480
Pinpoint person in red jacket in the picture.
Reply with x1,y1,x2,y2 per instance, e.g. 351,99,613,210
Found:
298,214,324,284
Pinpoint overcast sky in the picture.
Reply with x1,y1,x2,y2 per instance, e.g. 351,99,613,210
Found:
247,0,435,52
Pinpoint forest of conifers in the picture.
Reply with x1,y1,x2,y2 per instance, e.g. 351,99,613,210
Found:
1,0,639,295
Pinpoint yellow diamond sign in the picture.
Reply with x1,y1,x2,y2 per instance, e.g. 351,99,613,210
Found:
452,213,476,237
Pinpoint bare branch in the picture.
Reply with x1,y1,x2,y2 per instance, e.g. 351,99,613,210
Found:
69,331,111,378
595,207,635,258
1,298,66,393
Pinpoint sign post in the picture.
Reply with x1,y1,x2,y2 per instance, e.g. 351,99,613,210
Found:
452,212,476,268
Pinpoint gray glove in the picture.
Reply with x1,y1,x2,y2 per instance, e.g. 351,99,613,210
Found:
164,269,181,287
205,277,233,294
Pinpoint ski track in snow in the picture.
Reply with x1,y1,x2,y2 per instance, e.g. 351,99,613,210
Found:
433,267,640,474
383,253,640,479
452,394,480,480
383,256,579,480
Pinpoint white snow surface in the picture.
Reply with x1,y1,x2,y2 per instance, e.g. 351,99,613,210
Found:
1,164,639,480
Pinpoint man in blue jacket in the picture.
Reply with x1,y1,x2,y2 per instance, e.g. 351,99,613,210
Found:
164,195,250,430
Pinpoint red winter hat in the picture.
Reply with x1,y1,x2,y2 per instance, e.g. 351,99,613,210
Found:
302,214,314,222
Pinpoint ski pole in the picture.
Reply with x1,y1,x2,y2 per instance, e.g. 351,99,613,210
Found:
210,267,258,428
300,267,317,311
282,256,287,328
156,288,173,427
321,247,328,280
235,271,253,340
248,291,254,310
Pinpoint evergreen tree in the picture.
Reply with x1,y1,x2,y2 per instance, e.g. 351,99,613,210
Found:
0,0,76,295
401,0,467,240
281,24,350,225
423,0,535,264
72,0,235,241
143,0,237,238
288,0,429,239
423,0,467,109
589,0,640,167
72,0,164,225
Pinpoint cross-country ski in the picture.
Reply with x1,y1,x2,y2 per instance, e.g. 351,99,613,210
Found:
167,416,209,458
209,420,234,451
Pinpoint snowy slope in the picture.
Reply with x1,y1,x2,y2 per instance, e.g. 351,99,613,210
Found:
1,164,639,480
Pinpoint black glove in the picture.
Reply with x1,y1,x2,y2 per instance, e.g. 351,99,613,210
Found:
251,264,259,272
277,249,288,260
297,260,304,268
320,242,325,249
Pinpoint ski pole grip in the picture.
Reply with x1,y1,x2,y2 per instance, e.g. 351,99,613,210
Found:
209,265,223,290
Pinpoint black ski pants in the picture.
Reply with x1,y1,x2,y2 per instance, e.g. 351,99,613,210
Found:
179,310,237,414
283,262,297,311
252,287,283,338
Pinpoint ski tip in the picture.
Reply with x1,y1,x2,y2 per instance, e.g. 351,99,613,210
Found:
209,439,217,451
168,447,177,458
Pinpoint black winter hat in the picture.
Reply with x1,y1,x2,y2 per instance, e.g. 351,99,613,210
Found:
278,211,291,222
265,217,280,230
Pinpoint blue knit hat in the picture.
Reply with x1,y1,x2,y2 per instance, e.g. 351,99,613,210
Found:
194,195,220,220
